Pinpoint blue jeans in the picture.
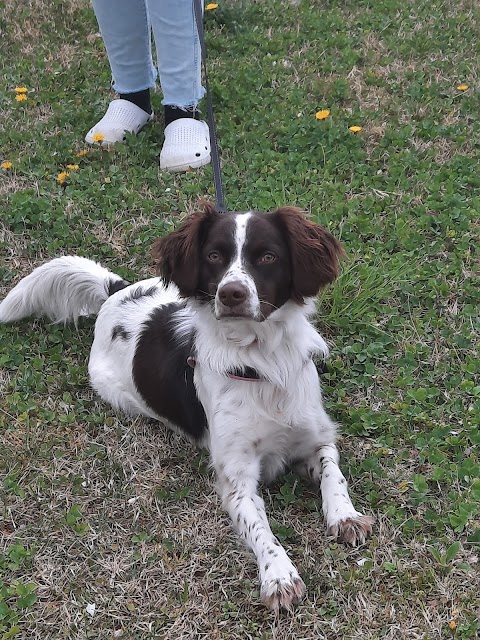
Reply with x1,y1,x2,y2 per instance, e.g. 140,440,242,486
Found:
91,0,205,107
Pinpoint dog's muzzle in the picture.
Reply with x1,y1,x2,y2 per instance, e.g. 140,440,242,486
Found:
215,280,258,319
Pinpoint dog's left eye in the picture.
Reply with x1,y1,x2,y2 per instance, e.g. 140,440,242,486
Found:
207,251,222,263
259,252,276,264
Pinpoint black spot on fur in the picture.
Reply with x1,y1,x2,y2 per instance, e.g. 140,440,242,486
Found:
132,303,207,441
111,325,130,341
107,278,130,297
121,284,158,305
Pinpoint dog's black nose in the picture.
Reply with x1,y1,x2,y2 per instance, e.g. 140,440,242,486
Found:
219,282,248,307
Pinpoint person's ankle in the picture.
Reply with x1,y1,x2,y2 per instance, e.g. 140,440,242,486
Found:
164,105,199,127
119,89,152,115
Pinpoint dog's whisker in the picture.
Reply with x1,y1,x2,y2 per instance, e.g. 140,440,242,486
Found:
197,288,214,299
259,298,279,310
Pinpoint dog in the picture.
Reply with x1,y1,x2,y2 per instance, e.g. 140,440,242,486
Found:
0,204,373,610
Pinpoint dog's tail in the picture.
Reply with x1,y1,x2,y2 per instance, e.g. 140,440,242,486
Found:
0,256,129,325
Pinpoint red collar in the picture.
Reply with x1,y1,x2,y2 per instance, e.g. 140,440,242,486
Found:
186,356,261,382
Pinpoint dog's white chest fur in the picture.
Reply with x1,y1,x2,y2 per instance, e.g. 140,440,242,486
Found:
190,306,336,481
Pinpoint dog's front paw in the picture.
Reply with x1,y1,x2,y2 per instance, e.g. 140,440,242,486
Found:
327,513,374,546
260,571,306,611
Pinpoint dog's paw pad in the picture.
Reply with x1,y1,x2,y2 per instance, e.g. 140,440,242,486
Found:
327,514,374,546
260,574,306,611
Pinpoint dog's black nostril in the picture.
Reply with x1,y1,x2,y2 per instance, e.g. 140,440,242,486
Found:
219,282,248,307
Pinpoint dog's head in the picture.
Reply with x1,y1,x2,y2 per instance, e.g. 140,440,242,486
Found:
152,203,344,321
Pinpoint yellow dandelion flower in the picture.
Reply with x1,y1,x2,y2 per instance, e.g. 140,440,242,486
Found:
15,94,28,102
1,161,13,170
57,171,70,184
206,3,218,9
14,87,28,94
449,620,456,630
76,149,88,157
315,109,331,120
349,125,362,133
456,84,469,91
66,164,79,170
398,480,409,493
92,132,105,143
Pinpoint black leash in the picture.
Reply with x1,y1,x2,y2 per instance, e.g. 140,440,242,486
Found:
193,0,227,213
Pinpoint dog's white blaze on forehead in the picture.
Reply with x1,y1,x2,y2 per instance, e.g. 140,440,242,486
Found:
223,212,252,276
233,212,252,264
214,212,260,318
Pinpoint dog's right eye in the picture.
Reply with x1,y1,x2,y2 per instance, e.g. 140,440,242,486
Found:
207,251,221,263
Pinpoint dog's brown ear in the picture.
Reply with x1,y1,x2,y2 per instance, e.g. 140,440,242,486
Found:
272,206,345,301
152,202,220,297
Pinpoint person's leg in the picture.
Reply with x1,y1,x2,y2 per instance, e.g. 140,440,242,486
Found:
147,0,205,112
148,0,211,171
92,0,156,94
85,0,156,145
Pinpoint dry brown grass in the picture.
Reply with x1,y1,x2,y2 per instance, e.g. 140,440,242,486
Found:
0,174,34,198
2,356,478,638
1,0,479,637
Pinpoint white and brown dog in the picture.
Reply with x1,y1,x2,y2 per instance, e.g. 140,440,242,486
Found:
0,204,373,610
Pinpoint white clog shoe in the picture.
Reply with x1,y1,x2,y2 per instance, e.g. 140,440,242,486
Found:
159,118,211,172
85,99,154,145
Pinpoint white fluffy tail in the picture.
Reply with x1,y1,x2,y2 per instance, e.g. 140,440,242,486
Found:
0,256,128,325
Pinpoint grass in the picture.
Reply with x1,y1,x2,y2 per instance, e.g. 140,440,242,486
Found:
0,0,479,637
